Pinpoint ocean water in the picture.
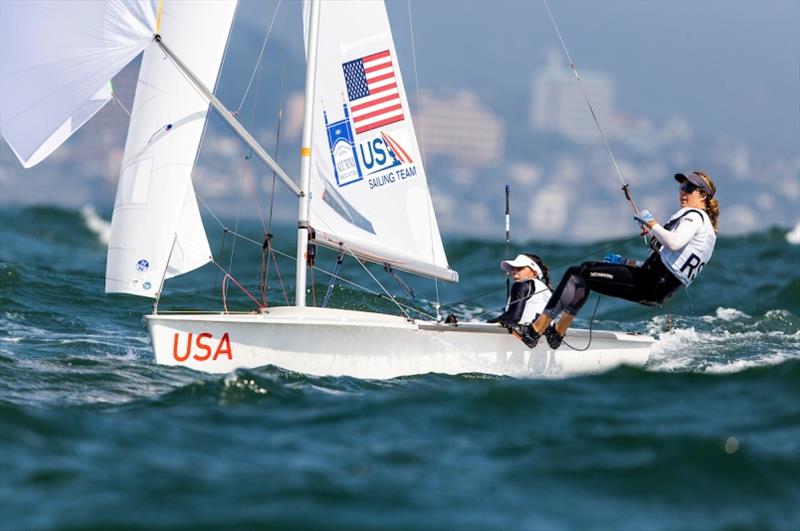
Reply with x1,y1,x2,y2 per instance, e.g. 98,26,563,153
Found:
1,205,798,530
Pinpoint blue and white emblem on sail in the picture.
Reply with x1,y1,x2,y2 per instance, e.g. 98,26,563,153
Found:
324,104,362,187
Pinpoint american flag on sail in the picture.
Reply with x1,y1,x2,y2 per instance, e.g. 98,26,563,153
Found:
342,50,404,134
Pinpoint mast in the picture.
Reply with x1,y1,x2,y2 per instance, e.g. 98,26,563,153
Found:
154,37,300,198
295,0,321,307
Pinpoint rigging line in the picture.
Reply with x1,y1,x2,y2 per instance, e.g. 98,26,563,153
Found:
247,37,265,129
268,243,290,305
214,229,229,290
268,49,286,233
196,195,421,315
260,241,268,305
211,259,265,310
261,62,287,306
111,91,132,118
268,108,283,232
259,236,430,318
240,145,268,235
196,193,227,230
338,244,412,319
548,234,644,271
561,295,601,351
300,240,429,318
226,166,248,274
441,234,643,311
468,286,554,320
300,172,419,317
542,0,647,228
237,0,283,113
407,0,442,321
200,190,418,319
542,0,626,190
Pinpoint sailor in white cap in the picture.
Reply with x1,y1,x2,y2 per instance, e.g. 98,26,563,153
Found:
488,254,552,330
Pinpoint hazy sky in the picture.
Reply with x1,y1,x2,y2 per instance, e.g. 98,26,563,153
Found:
242,0,800,151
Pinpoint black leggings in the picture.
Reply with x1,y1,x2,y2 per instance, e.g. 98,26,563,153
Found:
542,254,682,319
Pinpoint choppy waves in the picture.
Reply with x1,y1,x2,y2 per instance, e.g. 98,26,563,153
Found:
1,206,798,530
648,307,800,374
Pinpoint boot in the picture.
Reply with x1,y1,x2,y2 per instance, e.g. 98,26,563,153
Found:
511,323,541,348
544,325,563,350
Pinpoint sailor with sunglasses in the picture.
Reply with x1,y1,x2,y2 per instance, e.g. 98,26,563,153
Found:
639,171,718,285
520,170,719,350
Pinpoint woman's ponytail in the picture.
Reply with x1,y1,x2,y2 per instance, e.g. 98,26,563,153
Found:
705,197,720,233
694,170,720,233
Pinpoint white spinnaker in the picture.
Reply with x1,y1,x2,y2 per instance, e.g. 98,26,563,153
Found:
0,0,157,168
105,0,237,298
303,0,456,282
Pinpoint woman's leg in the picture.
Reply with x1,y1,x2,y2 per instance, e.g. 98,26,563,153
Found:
548,262,646,338
555,314,574,336
531,265,587,334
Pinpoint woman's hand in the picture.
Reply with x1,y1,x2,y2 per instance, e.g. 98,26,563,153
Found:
633,209,657,229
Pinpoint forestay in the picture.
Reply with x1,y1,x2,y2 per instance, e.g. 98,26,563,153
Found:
303,0,457,282
106,1,238,298
0,0,157,168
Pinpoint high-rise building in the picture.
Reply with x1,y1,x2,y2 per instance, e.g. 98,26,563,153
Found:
530,49,616,144
416,90,504,167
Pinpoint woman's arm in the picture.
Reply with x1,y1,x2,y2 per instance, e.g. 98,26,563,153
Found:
650,212,703,251
489,281,533,325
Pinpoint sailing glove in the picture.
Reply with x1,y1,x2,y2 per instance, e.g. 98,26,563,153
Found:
633,210,654,225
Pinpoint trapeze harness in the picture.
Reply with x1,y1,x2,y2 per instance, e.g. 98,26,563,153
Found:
542,208,717,318
489,278,552,326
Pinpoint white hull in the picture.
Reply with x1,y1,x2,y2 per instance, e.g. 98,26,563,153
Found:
145,307,652,379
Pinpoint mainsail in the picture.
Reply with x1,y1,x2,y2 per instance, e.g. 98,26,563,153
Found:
0,0,157,168
303,0,457,282
105,1,238,297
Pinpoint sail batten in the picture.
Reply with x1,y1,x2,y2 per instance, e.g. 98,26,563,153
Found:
105,0,238,298
303,0,457,283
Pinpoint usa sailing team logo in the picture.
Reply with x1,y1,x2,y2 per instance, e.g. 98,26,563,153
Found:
325,49,417,189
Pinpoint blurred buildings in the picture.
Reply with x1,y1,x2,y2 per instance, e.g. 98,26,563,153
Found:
530,50,616,144
530,49,693,152
416,90,505,167
1,46,797,242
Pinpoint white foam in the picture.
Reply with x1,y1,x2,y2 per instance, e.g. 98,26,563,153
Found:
701,307,750,323
703,352,792,374
80,204,111,245
786,221,800,245
645,304,800,373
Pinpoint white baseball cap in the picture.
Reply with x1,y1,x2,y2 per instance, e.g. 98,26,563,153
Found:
500,254,543,277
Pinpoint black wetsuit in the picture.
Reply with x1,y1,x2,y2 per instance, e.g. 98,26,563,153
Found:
488,280,535,326
542,253,682,319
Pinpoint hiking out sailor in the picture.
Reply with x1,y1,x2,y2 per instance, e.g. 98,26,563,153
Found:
522,170,720,350
488,254,553,328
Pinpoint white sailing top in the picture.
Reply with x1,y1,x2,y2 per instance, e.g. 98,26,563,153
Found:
521,279,553,322
651,208,716,285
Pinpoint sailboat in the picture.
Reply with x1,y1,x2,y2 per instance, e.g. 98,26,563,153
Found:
0,0,653,379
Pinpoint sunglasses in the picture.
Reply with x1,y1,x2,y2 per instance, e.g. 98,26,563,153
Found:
680,182,702,194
